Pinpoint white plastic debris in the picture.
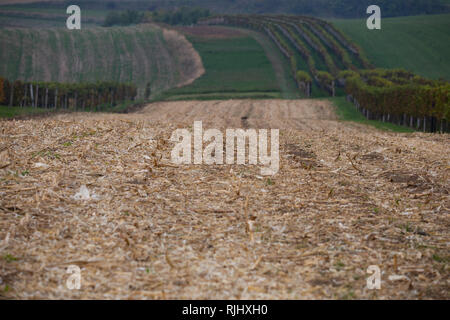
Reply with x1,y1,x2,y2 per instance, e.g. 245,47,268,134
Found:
388,275,410,281
33,162,49,168
73,185,94,201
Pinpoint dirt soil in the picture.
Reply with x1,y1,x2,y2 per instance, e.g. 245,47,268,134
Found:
0,99,449,299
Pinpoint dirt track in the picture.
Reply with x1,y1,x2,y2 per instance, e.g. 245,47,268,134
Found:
0,99,449,299
138,99,337,129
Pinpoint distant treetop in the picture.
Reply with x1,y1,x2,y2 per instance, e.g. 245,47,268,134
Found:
6,0,449,18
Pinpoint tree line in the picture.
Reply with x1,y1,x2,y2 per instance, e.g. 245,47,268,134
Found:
341,69,450,132
0,77,137,111
103,10,145,27
103,7,211,27
150,7,211,25
10,0,448,18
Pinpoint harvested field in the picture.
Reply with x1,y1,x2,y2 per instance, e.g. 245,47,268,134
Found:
0,99,449,299
137,99,337,129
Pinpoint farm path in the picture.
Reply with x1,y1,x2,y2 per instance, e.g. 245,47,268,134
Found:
137,99,337,129
0,99,449,299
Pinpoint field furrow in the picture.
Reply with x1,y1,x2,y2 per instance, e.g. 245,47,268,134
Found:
1,99,448,299
0,24,205,97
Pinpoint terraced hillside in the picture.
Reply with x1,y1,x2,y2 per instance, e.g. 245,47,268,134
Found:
200,15,372,98
0,24,204,97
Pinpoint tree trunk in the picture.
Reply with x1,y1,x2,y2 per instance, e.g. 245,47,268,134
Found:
45,88,48,109
423,116,426,132
30,84,34,108
55,88,58,109
22,84,27,107
35,85,39,108
9,83,14,107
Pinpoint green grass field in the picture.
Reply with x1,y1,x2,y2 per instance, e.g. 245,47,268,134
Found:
331,14,450,80
239,28,301,99
161,35,282,100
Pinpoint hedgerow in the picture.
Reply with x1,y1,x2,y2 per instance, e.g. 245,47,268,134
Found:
1,77,137,110
342,69,450,131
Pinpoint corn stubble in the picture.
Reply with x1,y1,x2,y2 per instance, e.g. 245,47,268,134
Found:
0,99,448,299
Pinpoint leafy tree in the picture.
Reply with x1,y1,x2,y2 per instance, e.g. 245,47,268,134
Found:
150,7,211,25
103,10,145,27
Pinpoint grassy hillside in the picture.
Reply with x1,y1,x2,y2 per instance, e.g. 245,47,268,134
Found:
199,16,373,98
331,14,450,80
240,28,301,99
0,24,203,97
161,27,283,100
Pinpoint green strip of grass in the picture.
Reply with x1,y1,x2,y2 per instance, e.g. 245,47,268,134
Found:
160,91,281,101
238,27,300,99
99,100,146,113
0,100,146,119
329,96,414,133
0,106,57,118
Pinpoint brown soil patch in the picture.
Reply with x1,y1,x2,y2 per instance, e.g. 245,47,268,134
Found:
136,99,338,129
0,99,449,299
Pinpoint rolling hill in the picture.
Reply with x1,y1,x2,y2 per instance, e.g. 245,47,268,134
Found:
161,26,291,100
331,14,450,80
0,24,204,97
